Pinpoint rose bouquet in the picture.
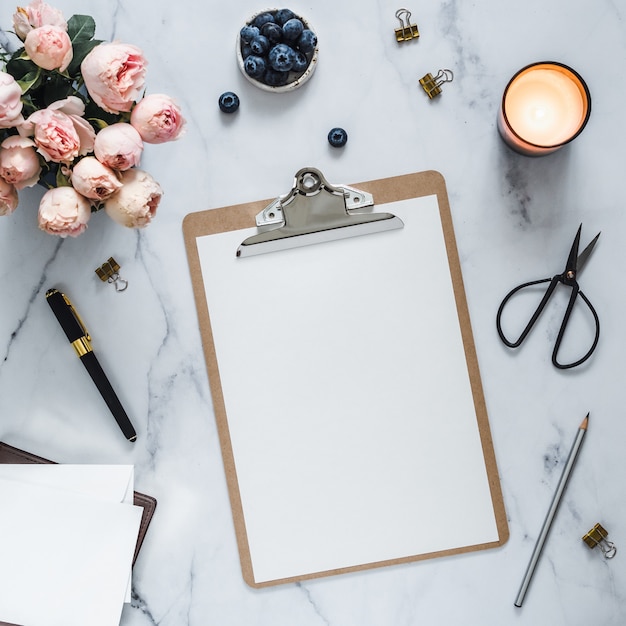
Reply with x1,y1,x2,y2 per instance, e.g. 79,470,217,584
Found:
0,1,185,236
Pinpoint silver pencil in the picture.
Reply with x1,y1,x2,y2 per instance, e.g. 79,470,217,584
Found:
514,413,589,608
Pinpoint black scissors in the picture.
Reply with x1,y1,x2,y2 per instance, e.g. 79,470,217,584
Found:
496,225,600,369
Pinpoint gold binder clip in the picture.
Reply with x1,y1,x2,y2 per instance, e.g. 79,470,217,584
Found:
583,523,617,559
95,257,128,292
395,8,419,42
419,69,454,99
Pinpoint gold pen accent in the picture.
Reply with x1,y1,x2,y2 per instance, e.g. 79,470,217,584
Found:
61,293,91,343
71,336,93,357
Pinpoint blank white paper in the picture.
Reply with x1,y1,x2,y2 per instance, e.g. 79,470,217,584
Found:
0,467,142,626
197,195,499,584
0,464,136,602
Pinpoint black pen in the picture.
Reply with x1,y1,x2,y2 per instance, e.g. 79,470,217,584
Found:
45,288,137,442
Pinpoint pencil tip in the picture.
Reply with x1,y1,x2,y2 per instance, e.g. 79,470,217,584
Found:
581,414,589,430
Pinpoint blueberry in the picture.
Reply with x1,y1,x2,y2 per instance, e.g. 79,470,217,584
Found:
282,18,304,42
243,55,267,79
274,8,296,25
261,22,283,44
264,68,290,87
240,25,260,44
250,34,269,55
292,50,308,73
241,43,252,59
268,43,295,72
328,127,348,148
253,12,275,28
218,91,240,113
296,29,317,53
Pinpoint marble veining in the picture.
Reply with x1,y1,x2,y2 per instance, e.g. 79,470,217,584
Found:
1,0,626,624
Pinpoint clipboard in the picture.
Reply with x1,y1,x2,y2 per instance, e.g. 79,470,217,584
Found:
183,169,508,587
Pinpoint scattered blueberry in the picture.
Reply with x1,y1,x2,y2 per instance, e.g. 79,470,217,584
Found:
253,12,275,28
240,25,260,44
328,127,348,148
282,18,304,42
274,8,296,25
250,34,269,55
297,29,317,53
268,43,295,72
243,55,267,79
218,92,240,113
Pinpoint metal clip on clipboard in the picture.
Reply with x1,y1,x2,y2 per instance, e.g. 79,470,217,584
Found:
236,167,404,257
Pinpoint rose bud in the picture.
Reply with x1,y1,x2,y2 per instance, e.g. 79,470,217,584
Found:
24,24,73,72
104,168,162,228
130,94,186,144
38,186,91,237
0,177,19,216
0,136,42,189
81,42,147,114
71,156,122,201
13,1,67,40
93,123,143,171
0,71,24,128
23,96,96,163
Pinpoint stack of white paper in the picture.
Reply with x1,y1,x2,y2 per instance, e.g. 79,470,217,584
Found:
0,465,143,626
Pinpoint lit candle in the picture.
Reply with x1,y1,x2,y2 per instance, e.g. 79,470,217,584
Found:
498,62,591,156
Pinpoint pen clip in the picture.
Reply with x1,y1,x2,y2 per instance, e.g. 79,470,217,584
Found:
62,293,91,342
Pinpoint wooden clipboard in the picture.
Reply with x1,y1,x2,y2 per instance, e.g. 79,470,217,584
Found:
183,169,508,587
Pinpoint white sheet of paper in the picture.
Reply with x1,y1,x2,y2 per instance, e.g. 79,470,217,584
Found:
0,464,136,602
0,467,142,626
0,464,135,504
196,195,499,584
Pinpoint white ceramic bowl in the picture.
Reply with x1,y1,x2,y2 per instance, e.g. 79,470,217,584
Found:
236,9,319,93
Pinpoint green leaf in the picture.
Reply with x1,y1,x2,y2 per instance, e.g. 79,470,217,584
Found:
67,39,102,76
89,117,111,131
67,15,96,43
6,57,38,81
55,167,71,187
9,47,28,62
85,99,122,125
17,69,42,93
42,78,74,107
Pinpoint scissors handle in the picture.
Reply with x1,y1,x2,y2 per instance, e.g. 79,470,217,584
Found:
496,277,556,348
552,288,600,369
496,277,600,369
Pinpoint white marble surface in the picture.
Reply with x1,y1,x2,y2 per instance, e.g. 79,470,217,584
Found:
1,0,626,624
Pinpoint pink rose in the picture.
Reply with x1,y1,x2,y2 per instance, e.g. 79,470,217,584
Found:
104,169,162,228
93,123,143,171
13,1,67,41
71,156,122,200
81,43,147,114
24,24,72,72
22,96,96,163
0,72,24,129
0,178,19,216
38,186,91,237
0,136,42,189
130,94,186,144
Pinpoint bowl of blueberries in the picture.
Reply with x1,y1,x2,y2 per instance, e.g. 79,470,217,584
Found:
237,8,318,92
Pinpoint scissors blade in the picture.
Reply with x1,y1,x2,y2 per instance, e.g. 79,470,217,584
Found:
564,224,582,275
576,231,601,274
